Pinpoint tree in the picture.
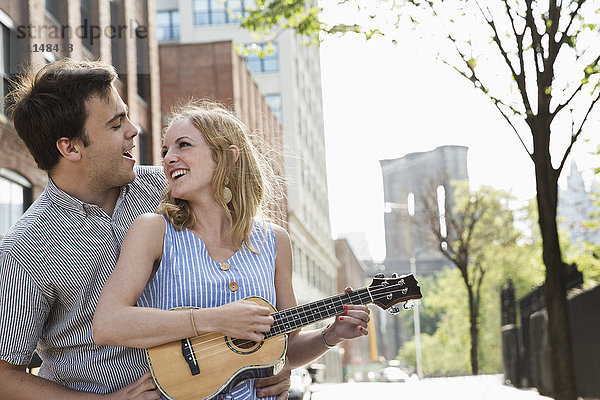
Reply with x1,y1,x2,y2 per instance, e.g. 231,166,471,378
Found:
415,181,520,375
243,2,600,398
399,184,544,376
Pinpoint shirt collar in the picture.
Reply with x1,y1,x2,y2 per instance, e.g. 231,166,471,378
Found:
46,177,131,216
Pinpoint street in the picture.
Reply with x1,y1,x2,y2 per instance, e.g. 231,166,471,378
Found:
309,375,551,400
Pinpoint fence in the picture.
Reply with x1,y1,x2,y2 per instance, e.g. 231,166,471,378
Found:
501,271,600,399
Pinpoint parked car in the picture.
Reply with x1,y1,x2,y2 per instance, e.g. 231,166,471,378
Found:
288,367,313,400
381,366,409,383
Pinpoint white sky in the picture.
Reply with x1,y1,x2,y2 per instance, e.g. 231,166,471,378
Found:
317,1,600,262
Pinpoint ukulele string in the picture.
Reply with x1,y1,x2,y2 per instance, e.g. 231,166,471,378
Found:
183,284,414,356
190,335,287,363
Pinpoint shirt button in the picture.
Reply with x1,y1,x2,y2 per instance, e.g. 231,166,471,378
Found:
220,262,230,271
229,282,239,292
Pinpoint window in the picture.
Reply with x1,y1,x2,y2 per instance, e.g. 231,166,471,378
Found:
265,93,282,123
136,23,149,100
45,0,63,22
193,0,256,26
245,43,279,73
110,0,123,76
81,0,93,52
157,10,180,41
1,22,17,115
1,24,10,114
0,170,32,238
137,129,150,164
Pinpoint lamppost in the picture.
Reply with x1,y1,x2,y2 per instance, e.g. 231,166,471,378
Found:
409,256,423,379
384,200,423,379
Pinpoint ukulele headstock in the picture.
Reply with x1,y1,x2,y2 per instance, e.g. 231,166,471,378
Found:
368,273,422,310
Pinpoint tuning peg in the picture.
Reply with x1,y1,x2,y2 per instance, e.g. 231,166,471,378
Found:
403,301,415,310
388,306,401,315
391,273,399,278
374,273,385,278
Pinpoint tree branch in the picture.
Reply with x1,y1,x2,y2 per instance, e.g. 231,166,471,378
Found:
474,0,534,116
441,58,533,159
555,0,586,59
525,0,543,78
557,88,600,175
544,1,561,76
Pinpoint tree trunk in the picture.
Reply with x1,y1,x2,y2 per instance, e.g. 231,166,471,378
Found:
532,125,577,400
468,284,479,375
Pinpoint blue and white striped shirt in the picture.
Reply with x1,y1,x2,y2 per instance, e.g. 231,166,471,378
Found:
0,166,167,393
137,218,278,400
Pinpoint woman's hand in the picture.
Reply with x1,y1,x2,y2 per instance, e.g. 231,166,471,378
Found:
206,299,274,342
326,287,371,345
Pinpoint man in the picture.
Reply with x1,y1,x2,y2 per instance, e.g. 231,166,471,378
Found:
0,59,289,399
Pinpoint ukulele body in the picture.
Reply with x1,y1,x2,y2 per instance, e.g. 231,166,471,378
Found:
146,297,287,400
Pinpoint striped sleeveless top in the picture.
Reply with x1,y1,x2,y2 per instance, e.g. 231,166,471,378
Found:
137,217,277,400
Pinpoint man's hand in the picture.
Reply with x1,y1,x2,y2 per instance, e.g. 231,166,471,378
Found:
0,361,159,400
254,358,291,399
105,372,160,400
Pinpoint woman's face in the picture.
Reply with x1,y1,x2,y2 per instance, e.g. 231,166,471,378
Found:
161,119,217,200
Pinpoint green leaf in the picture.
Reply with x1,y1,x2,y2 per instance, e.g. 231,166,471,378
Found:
467,57,477,69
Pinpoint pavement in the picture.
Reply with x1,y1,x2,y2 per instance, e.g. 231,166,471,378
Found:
309,374,553,400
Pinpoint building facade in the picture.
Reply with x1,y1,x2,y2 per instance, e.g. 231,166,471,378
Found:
380,145,469,276
0,0,160,238
334,238,378,380
156,0,342,381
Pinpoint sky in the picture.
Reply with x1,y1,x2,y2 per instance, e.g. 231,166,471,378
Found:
317,1,600,262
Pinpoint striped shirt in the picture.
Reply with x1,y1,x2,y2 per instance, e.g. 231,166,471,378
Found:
0,166,167,393
137,218,277,400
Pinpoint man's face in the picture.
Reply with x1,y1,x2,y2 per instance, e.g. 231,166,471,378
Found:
80,86,138,190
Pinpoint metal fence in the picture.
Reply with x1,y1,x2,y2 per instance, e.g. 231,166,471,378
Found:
501,271,600,399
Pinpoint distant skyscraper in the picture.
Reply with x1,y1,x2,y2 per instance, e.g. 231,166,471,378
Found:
558,161,599,245
380,145,469,275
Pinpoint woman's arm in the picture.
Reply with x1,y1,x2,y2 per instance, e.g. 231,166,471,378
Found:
93,214,273,349
271,225,370,369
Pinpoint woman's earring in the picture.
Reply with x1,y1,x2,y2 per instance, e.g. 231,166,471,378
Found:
222,177,232,204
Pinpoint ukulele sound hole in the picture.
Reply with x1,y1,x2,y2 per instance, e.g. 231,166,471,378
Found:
231,338,257,349
225,336,265,355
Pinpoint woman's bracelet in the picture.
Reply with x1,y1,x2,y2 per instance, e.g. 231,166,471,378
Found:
190,308,199,337
321,324,336,348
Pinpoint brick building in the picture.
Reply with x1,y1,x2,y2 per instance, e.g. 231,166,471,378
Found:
334,238,378,379
0,0,160,237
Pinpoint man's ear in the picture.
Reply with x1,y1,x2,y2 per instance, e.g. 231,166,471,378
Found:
229,145,240,163
56,137,83,162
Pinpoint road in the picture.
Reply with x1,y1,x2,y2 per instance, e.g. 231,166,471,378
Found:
308,374,552,400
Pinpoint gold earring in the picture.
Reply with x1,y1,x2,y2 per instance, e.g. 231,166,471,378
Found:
222,177,232,204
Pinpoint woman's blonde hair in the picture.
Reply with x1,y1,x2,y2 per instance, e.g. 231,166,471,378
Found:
157,99,282,251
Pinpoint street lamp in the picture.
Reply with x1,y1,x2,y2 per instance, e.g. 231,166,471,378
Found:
384,200,423,379
409,256,423,379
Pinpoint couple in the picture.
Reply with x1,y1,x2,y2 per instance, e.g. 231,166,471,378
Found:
0,58,370,399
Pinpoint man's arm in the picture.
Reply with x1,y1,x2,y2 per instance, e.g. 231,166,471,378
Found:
0,361,159,400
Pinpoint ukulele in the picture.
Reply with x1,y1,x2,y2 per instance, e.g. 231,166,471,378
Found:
146,273,422,400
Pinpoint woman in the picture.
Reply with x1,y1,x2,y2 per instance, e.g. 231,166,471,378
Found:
93,101,370,400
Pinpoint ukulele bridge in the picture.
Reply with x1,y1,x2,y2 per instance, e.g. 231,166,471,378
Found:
181,338,200,375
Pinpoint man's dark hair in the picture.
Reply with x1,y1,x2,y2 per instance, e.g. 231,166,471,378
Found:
8,58,118,171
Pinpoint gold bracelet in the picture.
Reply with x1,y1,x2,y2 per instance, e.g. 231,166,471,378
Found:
190,308,199,337
321,324,335,348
